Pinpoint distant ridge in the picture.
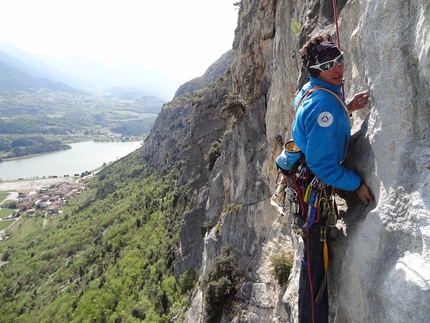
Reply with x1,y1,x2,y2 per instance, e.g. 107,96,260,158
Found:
0,58,81,94
0,41,95,91
0,41,181,100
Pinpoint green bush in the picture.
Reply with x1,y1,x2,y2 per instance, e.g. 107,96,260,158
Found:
270,251,294,286
291,18,302,35
179,268,198,295
203,246,238,321
221,93,246,121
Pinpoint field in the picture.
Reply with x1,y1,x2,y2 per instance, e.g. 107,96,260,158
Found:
0,217,44,251
0,219,15,231
0,207,13,219
0,192,9,203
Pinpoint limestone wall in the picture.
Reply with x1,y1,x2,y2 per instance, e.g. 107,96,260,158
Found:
272,0,430,322
182,0,430,322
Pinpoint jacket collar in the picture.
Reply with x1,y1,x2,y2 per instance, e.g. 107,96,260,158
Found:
309,77,343,97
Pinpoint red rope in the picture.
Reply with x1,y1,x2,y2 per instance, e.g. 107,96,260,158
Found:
332,0,341,49
332,0,345,99
307,225,315,323
306,7,341,323
306,6,342,320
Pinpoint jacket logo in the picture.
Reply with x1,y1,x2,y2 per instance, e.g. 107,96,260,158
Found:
317,112,333,127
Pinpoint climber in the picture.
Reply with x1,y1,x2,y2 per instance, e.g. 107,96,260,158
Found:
292,33,373,323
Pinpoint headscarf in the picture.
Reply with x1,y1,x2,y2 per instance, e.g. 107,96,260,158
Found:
303,40,341,77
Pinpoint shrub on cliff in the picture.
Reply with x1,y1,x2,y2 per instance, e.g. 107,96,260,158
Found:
203,245,239,321
270,251,294,286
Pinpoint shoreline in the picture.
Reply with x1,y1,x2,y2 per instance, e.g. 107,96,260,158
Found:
1,152,49,162
0,138,141,163
0,145,74,162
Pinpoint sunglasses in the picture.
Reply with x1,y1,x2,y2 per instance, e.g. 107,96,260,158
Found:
310,52,344,71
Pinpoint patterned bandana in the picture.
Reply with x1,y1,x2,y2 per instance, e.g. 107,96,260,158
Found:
304,40,341,76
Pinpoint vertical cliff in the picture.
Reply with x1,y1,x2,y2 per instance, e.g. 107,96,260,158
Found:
143,0,430,322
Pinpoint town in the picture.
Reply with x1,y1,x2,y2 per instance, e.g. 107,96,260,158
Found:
0,177,89,242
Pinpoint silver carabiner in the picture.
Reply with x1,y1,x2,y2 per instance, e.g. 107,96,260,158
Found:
285,186,297,198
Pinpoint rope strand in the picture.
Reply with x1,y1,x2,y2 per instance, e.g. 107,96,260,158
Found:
332,0,341,49
332,0,345,100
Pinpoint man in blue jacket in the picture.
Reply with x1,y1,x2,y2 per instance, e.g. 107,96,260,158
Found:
292,33,373,322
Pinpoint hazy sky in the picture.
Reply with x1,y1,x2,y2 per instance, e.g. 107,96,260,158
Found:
0,0,238,82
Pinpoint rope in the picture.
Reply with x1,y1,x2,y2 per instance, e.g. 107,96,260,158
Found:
332,0,345,100
306,220,316,323
299,5,343,315
332,0,341,49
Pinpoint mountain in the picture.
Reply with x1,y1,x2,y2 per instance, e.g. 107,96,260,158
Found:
0,41,181,100
0,51,59,82
35,55,180,101
0,56,81,94
0,41,95,91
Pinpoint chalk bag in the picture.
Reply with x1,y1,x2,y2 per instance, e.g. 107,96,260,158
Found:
276,140,302,172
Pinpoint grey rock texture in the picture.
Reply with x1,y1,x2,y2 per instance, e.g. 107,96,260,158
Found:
175,50,233,97
143,0,430,322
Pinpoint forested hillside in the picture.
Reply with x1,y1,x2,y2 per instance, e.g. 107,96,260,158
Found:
0,49,234,322
0,149,194,322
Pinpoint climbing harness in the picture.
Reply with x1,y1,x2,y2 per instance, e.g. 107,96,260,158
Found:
272,85,344,237
285,160,337,237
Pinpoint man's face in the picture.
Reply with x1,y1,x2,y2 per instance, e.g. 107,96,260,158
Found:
318,58,344,86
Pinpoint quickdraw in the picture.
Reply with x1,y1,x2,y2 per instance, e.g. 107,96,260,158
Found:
282,160,337,236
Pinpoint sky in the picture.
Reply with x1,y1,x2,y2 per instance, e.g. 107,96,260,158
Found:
0,0,239,83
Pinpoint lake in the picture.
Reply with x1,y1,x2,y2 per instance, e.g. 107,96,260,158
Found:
0,141,142,181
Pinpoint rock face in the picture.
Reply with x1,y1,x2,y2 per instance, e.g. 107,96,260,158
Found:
143,0,430,322
175,50,233,97
141,51,233,173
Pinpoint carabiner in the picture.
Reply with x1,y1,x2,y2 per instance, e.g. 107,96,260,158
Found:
285,186,297,198
303,184,313,203
318,197,330,216
310,176,318,187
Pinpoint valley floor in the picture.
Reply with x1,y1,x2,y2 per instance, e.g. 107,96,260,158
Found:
0,177,76,192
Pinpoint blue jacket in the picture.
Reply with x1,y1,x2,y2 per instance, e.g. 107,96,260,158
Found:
292,77,361,191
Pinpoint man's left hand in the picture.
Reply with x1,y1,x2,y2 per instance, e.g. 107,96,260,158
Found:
348,91,369,112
